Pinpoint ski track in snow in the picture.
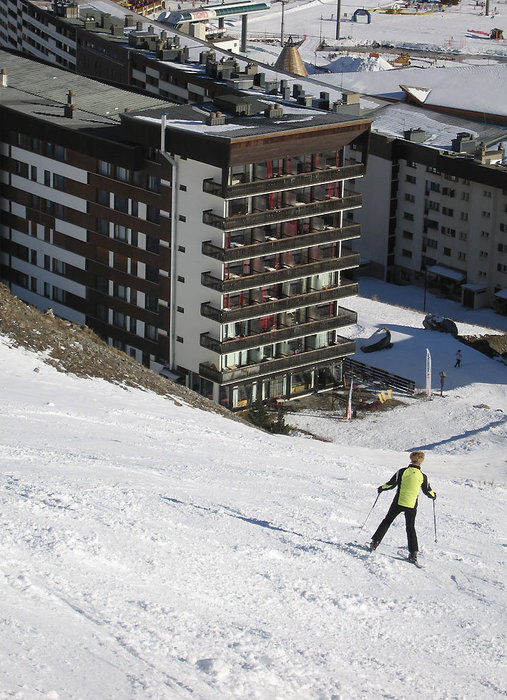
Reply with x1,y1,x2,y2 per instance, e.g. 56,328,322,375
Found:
0,303,506,698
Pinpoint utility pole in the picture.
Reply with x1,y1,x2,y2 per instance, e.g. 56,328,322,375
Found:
281,0,285,46
335,0,341,40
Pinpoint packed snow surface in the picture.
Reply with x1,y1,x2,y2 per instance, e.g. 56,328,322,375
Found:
1,283,506,699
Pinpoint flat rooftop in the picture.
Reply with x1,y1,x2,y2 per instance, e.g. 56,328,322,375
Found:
0,49,172,133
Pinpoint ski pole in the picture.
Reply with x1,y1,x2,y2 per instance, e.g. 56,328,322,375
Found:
433,499,438,543
358,493,380,534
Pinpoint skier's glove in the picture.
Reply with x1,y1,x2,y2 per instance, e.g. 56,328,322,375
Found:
431,492,437,500
377,486,383,494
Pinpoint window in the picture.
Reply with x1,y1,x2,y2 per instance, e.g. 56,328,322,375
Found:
480,251,488,258
177,306,184,313
98,189,109,206
426,166,440,175
500,223,507,232
96,304,108,321
442,207,454,217
44,255,50,270
178,245,186,253
146,265,159,282
402,230,413,240
178,215,186,222
52,286,66,304
403,212,414,221
461,192,470,202
406,174,416,184
404,193,415,203
177,275,185,283
30,166,37,181
179,184,187,191
114,224,128,241
148,175,161,193
441,227,456,238
54,145,66,162
443,247,451,256
146,294,159,312
483,190,492,198
53,174,65,191
147,206,160,223
145,324,158,341
146,236,160,254
424,238,438,249
499,243,507,253
98,160,112,177
97,219,109,235
176,336,183,343
44,170,51,186
52,259,66,275
478,271,486,277
480,231,490,239
114,195,128,213
459,232,467,241
113,311,127,329
114,283,128,300
497,263,507,273
458,252,466,261
460,212,468,221
406,161,417,169
116,166,130,183
482,211,491,219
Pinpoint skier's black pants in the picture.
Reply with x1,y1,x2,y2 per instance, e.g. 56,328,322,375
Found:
372,501,418,552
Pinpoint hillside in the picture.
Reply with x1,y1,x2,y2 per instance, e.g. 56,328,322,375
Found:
0,283,234,418
0,282,506,699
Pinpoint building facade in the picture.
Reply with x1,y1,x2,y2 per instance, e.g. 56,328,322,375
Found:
0,51,370,408
349,121,507,312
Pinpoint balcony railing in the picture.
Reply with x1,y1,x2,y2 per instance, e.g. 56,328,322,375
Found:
201,280,359,324
201,253,360,294
203,193,362,232
202,224,361,263
199,339,356,385
200,308,357,354
202,163,365,199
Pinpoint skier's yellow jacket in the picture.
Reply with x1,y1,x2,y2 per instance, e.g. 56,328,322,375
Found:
379,464,436,508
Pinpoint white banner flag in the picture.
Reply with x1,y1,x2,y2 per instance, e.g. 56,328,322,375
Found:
346,377,354,420
426,348,432,397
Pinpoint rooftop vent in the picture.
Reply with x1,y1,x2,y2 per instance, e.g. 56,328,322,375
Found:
206,111,226,126
404,128,426,143
452,132,476,154
64,90,75,119
264,104,284,119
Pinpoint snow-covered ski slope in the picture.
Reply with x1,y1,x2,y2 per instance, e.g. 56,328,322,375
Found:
0,288,506,699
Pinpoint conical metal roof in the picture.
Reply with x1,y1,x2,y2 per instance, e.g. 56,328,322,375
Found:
274,37,308,77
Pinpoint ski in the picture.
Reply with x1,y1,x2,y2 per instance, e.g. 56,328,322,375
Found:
397,550,424,568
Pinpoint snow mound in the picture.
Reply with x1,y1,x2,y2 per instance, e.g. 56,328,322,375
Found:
327,54,395,73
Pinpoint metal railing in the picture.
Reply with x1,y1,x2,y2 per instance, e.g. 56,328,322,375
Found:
199,339,356,385
203,193,362,232
201,224,361,262
200,280,359,323
202,163,365,199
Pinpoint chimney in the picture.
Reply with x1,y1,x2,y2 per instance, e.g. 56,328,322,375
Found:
64,90,75,119
0,69,7,88
205,111,226,126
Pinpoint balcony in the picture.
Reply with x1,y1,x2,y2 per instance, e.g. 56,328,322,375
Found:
201,280,359,324
199,339,356,385
202,163,365,199
201,254,360,294
200,308,357,354
203,193,362,232
202,224,361,262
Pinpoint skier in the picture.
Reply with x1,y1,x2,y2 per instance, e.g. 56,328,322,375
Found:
455,349,462,367
369,451,436,564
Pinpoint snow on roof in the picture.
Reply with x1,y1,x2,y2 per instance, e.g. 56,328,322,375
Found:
427,265,466,281
134,115,256,135
494,288,507,300
400,85,432,103
326,65,507,118
369,103,482,149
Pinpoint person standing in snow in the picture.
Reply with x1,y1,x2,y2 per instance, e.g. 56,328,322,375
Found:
455,349,462,367
369,451,436,563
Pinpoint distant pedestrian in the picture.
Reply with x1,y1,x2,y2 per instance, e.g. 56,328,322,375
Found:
454,349,462,368
439,370,446,396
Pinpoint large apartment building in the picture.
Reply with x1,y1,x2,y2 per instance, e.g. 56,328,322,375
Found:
348,104,507,313
0,50,370,408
